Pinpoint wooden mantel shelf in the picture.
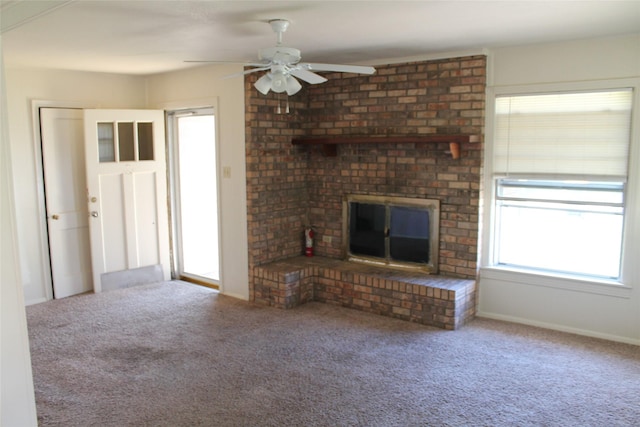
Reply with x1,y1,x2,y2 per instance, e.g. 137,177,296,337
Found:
291,135,480,158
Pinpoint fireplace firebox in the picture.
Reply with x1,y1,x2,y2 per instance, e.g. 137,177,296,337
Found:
343,195,440,274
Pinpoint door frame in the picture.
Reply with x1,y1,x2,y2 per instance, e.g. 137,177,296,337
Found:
31,100,93,303
166,106,221,289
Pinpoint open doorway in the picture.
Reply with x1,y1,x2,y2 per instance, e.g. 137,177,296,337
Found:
168,108,221,289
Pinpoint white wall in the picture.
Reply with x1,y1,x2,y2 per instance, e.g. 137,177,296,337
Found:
479,34,640,344
1,37,38,427
145,64,249,300
5,68,147,304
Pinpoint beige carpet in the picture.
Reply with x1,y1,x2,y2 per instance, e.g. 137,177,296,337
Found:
27,281,639,426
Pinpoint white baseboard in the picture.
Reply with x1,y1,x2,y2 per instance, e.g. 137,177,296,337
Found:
477,311,640,346
25,297,48,306
220,291,249,301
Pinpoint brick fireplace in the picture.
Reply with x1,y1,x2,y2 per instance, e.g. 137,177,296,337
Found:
245,55,486,323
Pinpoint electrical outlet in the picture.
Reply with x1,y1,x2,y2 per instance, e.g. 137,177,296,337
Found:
222,166,231,179
322,235,332,244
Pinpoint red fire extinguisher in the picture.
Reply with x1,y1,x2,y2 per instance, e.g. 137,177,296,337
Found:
305,227,314,257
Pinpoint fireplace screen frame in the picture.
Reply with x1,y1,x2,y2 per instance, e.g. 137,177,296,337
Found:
342,195,440,274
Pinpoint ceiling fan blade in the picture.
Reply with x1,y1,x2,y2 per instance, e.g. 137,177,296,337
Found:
289,68,328,84
301,63,376,75
223,66,272,79
184,60,268,67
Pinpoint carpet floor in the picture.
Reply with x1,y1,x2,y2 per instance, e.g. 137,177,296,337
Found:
26,280,640,426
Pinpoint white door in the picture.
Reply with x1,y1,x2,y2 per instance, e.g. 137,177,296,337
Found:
40,108,93,298
83,109,171,293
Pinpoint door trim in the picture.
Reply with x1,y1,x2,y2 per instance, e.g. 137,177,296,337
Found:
159,97,225,292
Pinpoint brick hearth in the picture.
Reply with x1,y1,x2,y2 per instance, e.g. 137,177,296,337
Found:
254,256,476,330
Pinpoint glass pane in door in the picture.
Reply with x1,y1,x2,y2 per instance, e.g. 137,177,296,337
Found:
138,122,154,160
98,122,115,162
117,122,135,161
176,113,219,282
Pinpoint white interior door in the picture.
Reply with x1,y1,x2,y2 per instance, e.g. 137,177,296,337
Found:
40,108,93,299
83,109,170,292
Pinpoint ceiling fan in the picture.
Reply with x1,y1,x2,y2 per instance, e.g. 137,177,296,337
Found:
188,19,376,96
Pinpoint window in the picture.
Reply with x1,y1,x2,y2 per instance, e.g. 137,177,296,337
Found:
495,178,624,278
491,89,633,280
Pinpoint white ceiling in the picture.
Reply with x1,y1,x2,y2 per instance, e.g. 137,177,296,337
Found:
2,0,639,76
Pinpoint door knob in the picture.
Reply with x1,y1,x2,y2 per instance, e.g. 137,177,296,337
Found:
51,214,59,220
90,211,99,217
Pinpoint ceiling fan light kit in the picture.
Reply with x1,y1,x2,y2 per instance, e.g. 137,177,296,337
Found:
254,71,302,96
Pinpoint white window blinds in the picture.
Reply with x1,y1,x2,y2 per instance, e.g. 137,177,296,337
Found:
493,89,633,179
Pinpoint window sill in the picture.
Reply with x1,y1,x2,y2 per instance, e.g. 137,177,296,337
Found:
479,266,632,299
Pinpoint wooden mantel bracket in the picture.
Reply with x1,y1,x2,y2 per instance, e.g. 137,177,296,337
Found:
291,135,480,158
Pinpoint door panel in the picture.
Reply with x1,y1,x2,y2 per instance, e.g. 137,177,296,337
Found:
84,109,170,292
40,108,93,298
133,171,160,267
98,172,127,272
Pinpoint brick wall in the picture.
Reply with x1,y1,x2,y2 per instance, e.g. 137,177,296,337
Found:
245,55,486,301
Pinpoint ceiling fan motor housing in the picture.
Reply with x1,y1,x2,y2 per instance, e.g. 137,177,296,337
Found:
259,46,301,64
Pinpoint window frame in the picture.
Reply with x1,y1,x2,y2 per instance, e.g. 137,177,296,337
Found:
481,79,639,297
